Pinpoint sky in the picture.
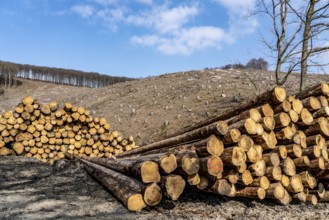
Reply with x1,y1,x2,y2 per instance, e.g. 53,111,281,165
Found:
0,0,277,78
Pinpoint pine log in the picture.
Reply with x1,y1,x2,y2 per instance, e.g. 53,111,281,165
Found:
247,146,262,163
318,96,328,107
249,176,270,190
175,150,200,175
222,129,241,145
221,146,246,166
262,152,280,166
301,145,321,159
292,191,307,202
285,144,302,158
281,157,296,176
261,116,275,131
80,156,161,183
291,99,303,114
276,127,295,141
295,82,329,100
160,175,186,201
81,159,147,211
229,118,259,136
271,145,288,159
304,117,329,137
286,174,304,193
197,175,209,190
238,135,254,152
299,171,317,189
274,112,291,128
235,187,266,200
266,183,285,200
306,194,318,205
249,160,266,177
223,169,239,184
226,108,261,125
313,106,329,119
274,100,291,114
187,173,200,186
288,110,299,123
199,155,223,177
305,134,325,149
241,170,253,185
293,156,310,167
281,175,290,187
169,87,286,139
302,96,321,112
258,104,275,117
296,108,314,127
254,131,277,150
279,190,292,205
117,121,228,157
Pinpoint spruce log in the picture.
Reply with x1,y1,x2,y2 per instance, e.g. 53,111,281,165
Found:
249,160,266,177
221,146,246,166
296,108,313,127
197,175,209,190
266,183,285,200
300,171,317,189
199,155,223,177
117,121,228,157
80,156,161,183
274,100,291,113
305,134,325,149
274,113,291,128
281,157,296,176
262,152,280,166
222,129,241,145
160,175,186,201
313,106,329,119
258,104,275,117
249,176,270,190
302,96,321,112
285,144,302,158
238,135,254,152
235,187,266,200
291,99,303,115
187,173,200,186
81,159,147,211
286,174,304,193
226,108,261,125
288,110,299,123
295,82,329,100
175,150,200,175
304,117,329,137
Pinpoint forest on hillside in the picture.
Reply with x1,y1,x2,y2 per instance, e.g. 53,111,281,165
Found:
0,61,134,88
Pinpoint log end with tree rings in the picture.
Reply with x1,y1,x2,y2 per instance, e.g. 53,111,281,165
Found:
274,87,287,103
141,161,161,183
143,183,162,206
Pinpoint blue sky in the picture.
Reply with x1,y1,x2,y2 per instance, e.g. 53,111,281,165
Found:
0,0,269,78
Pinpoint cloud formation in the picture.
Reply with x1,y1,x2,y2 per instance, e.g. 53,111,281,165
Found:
68,1,258,55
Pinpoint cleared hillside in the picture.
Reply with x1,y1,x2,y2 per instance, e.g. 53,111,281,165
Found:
1,69,329,219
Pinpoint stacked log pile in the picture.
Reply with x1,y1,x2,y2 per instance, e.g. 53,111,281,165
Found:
71,82,329,212
0,96,138,164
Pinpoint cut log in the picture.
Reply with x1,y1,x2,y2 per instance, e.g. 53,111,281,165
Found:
286,174,304,193
291,99,303,115
288,110,299,123
296,108,314,127
281,175,290,187
229,118,258,135
160,175,186,201
302,96,321,112
221,146,246,166
197,175,209,190
79,156,161,183
249,160,266,177
305,134,325,149
117,121,228,157
226,108,261,125
274,100,291,113
280,157,296,176
81,159,147,211
293,156,310,167
271,145,287,159
299,171,317,189
304,117,329,137
279,190,292,205
199,155,223,177
318,96,328,107
262,152,280,166
266,183,285,200
285,144,302,158
241,170,253,185
292,191,307,202
235,187,266,200
222,129,241,145
261,116,275,131
295,82,329,100
313,106,329,119
306,194,318,205
238,135,254,152
301,145,321,159
187,173,200,186
276,127,295,141
247,146,262,163
249,176,270,190
274,112,291,128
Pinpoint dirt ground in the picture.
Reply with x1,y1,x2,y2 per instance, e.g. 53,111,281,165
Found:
1,69,329,219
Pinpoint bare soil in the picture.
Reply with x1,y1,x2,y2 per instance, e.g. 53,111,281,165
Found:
1,69,329,219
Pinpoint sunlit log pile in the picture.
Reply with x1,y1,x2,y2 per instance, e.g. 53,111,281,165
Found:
0,96,138,164
68,82,329,212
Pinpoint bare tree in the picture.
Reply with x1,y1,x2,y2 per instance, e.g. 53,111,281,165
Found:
254,0,329,90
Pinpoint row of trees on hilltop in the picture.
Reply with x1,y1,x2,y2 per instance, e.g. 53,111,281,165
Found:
0,61,134,88
0,62,22,88
220,58,269,71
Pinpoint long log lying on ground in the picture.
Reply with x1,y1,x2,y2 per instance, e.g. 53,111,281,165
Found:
80,156,161,183
117,121,228,157
81,159,148,211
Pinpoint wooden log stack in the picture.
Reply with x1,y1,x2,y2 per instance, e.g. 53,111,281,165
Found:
66,82,329,212
0,96,138,164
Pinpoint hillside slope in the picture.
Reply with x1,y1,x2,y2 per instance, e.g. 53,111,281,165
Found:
1,69,329,219
1,69,328,146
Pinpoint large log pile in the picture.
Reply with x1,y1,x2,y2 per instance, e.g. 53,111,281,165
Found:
69,82,329,211
0,96,138,164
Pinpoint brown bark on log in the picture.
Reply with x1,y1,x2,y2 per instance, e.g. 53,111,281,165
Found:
305,134,325,149
226,108,261,125
280,157,296,177
266,183,285,200
274,100,291,114
286,174,304,193
160,175,186,201
187,173,200,186
295,82,329,100
199,155,223,178
285,144,302,158
301,145,321,159
197,175,209,190
313,106,329,119
296,108,313,127
222,129,241,145
238,135,254,152
304,117,329,137
274,113,291,128
175,150,200,175
249,176,270,190
293,156,310,168
262,152,280,166
249,160,266,177
117,121,228,157
235,187,266,200
318,96,328,107
79,156,161,183
221,146,246,166
300,171,317,189
81,159,147,211
302,96,321,112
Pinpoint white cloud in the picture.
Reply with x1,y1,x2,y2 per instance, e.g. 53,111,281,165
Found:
126,4,200,34
94,0,118,6
132,26,224,55
214,0,258,42
71,5,94,18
